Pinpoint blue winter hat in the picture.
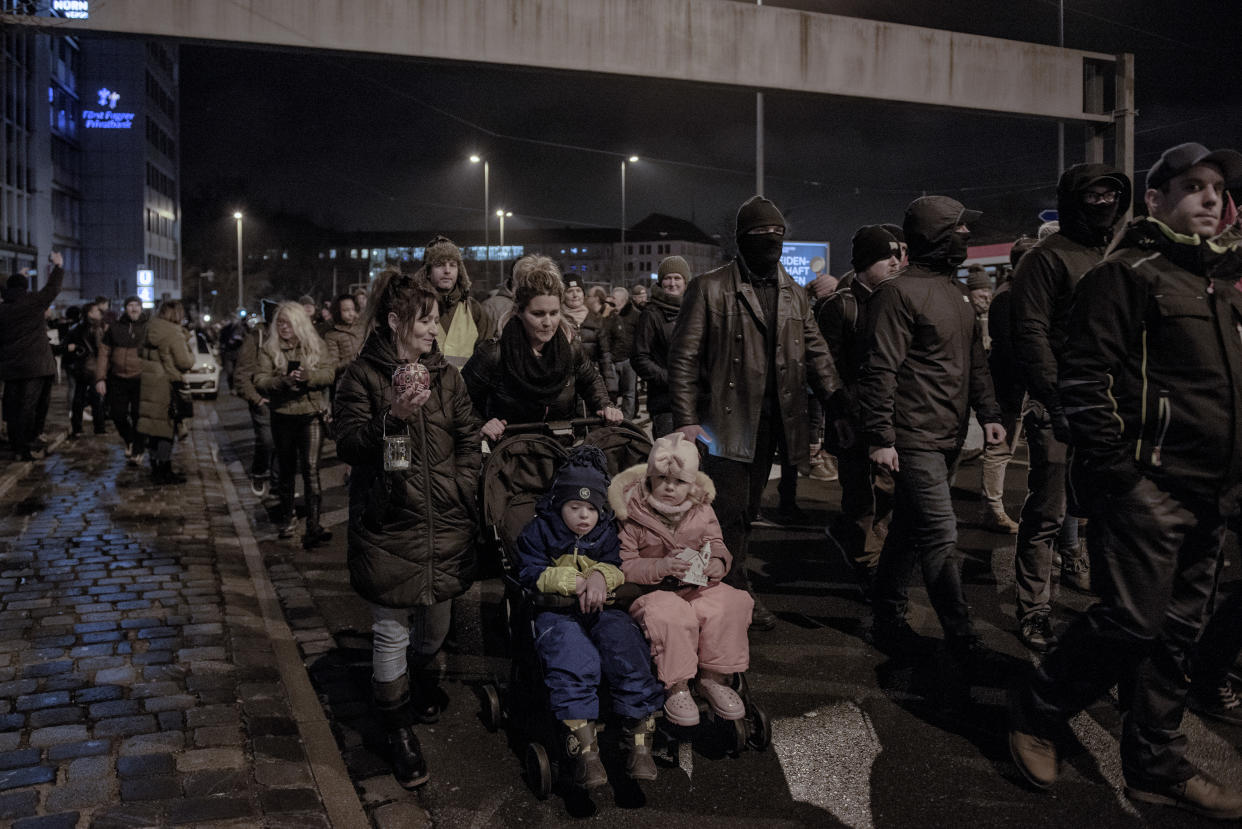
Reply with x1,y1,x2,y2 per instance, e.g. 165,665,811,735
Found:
546,446,611,514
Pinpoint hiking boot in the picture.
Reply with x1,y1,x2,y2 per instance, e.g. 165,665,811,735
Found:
373,676,429,789
562,719,607,790
980,508,1019,534
1187,680,1242,727
1018,614,1057,654
622,714,658,782
1009,729,1059,789
1061,551,1092,593
1126,774,1242,819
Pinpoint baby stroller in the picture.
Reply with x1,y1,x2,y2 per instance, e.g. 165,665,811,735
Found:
477,419,770,799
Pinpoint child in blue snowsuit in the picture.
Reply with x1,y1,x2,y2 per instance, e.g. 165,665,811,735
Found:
514,445,664,790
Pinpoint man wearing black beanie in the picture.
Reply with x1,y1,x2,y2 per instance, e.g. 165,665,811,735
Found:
668,196,842,630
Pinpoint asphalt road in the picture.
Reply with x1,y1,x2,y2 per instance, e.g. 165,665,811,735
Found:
206,391,1242,829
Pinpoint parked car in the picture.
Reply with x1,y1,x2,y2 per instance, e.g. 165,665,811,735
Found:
184,330,221,399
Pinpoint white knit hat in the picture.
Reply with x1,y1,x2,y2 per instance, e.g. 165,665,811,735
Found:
646,432,699,484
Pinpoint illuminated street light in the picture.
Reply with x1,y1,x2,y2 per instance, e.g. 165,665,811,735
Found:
495,209,513,247
469,155,491,281
233,211,244,311
621,156,639,269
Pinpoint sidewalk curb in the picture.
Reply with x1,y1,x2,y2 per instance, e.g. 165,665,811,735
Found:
203,411,370,829
0,430,68,499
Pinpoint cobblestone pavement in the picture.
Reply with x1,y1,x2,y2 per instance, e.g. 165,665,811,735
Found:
0,407,364,829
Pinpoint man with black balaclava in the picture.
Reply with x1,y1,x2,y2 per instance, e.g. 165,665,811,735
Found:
855,195,1004,665
668,195,841,631
1008,163,1132,654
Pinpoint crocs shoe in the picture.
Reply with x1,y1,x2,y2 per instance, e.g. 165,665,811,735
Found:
698,676,745,721
663,687,700,727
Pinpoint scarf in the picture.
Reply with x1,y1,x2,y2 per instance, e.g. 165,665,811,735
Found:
562,303,588,327
647,488,694,519
499,315,573,401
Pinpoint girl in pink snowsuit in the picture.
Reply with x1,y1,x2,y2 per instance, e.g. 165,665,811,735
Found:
609,432,754,726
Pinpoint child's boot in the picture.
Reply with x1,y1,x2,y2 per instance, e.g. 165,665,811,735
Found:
562,719,607,790
373,675,429,789
622,714,658,781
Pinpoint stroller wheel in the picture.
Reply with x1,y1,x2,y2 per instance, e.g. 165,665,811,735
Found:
481,683,503,732
525,741,552,799
746,704,772,751
730,671,750,697
728,718,747,757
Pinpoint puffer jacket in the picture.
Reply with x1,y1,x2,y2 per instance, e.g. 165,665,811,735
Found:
334,333,482,607
602,302,640,363
1011,163,1131,412
322,322,365,382
631,285,682,417
65,319,104,381
855,212,1001,451
136,317,195,440
233,325,267,406
1061,217,1242,515
513,497,624,597
460,330,611,425
608,464,729,587
96,314,147,380
253,337,335,416
667,259,841,466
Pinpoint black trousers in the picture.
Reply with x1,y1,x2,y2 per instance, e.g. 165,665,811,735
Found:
830,438,894,570
704,413,787,590
1192,581,1242,690
272,412,324,506
3,376,52,454
1021,475,1224,787
107,375,143,450
1014,410,1070,621
70,374,104,434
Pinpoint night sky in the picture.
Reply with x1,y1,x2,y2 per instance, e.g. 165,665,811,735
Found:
178,0,1242,271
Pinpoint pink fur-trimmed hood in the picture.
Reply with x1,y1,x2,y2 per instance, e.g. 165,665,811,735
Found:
607,463,716,522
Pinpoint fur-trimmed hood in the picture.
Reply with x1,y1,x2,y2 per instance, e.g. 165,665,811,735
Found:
607,463,716,522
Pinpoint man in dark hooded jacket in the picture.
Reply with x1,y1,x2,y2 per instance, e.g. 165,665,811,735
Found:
1009,163,1132,653
1010,142,1242,819
1,253,64,460
668,196,841,630
855,196,1004,663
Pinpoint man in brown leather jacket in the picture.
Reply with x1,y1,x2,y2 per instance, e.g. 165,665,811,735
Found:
667,196,841,630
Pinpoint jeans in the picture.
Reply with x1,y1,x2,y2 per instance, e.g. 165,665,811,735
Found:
371,601,453,683
705,413,787,591
107,375,143,450
873,447,975,638
248,401,276,480
1014,409,1069,621
614,359,638,421
1021,476,1224,787
70,374,104,434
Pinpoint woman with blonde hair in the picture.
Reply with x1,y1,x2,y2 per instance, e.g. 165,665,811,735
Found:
462,259,619,441
254,301,336,547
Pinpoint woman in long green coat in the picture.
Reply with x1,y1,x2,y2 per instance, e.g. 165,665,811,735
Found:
137,299,195,484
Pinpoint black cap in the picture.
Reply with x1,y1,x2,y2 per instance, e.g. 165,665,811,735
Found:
906,195,982,231
735,196,786,237
850,226,900,272
1146,142,1242,191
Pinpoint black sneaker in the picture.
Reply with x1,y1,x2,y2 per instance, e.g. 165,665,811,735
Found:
871,616,922,655
1188,680,1242,727
1018,614,1057,653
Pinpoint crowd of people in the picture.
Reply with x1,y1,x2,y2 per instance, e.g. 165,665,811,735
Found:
3,140,1242,818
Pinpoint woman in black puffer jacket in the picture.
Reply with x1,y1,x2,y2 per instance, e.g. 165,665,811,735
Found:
333,269,482,791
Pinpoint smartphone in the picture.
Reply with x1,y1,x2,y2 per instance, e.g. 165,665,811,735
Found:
287,360,301,373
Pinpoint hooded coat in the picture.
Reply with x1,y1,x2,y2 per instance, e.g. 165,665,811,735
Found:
608,464,729,586
136,316,195,440
333,333,483,607
1011,163,1132,414
631,284,682,417
855,203,1001,450
0,266,63,381
96,309,147,381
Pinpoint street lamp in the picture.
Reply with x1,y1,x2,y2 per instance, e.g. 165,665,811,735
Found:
621,155,639,274
233,212,243,312
469,154,490,282
495,209,512,247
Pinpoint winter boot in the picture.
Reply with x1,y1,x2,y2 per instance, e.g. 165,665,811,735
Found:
302,495,333,549
409,666,443,724
373,675,429,789
622,714,658,782
562,719,607,790
159,461,186,485
277,494,298,539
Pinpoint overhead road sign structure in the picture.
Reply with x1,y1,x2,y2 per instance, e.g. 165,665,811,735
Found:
7,0,1118,123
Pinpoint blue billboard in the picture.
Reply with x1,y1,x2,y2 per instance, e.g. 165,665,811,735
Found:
781,242,830,286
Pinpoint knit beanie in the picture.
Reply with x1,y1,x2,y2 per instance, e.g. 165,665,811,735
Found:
547,446,611,514
880,223,906,244
646,432,699,484
850,226,900,272
297,295,316,307
735,196,786,237
965,266,991,291
657,255,691,282
562,272,585,291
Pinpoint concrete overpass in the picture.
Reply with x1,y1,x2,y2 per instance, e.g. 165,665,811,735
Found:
5,0,1134,180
